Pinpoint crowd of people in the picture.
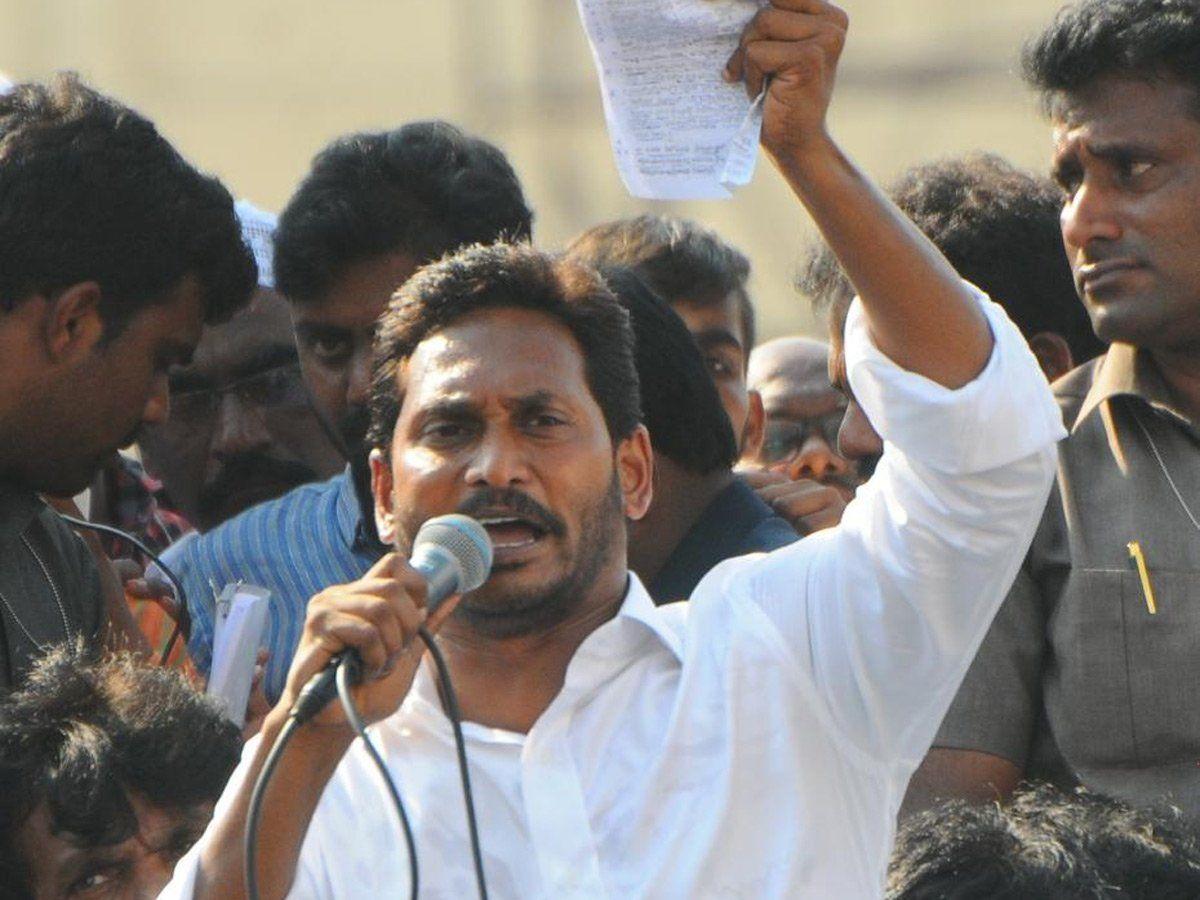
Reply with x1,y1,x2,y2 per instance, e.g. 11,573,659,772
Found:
2,0,1200,896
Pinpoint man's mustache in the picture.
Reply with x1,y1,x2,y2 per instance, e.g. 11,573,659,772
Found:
197,453,319,519
457,488,568,538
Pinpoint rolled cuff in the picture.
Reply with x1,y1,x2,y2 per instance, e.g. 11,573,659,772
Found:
844,283,1066,475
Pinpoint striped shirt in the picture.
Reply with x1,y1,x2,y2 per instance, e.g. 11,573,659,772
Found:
166,468,382,702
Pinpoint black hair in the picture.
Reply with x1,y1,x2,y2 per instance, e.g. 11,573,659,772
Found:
275,120,534,304
0,642,240,898
0,73,256,338
369,243,641,450
888,784,1200,899
566,215,757,353
1023,0,1200,116
799,153,1107,364
601,267,737,475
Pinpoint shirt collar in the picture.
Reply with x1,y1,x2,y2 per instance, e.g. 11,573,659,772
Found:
404,573,684,739
0,479,43,545
1074,343,1194,432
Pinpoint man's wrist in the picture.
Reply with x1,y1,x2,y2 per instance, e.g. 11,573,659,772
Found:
767,132,852,197
260,707,356,763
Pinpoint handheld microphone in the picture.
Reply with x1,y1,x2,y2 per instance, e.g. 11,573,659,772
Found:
290,514,493,723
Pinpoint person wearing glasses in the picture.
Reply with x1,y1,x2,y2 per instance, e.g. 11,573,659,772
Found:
138,202,343,535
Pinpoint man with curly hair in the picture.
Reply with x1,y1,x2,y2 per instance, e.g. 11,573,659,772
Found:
0,642,241,899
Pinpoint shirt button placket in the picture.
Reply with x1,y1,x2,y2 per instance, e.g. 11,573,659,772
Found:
522,704,607,899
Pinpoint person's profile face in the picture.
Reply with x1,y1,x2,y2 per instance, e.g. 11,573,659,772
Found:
137,288,343,529
373,306,634,634
16,795,213,900
827,309,882,480
1052,75,1200,351
290,251,418,467
31,278,204,497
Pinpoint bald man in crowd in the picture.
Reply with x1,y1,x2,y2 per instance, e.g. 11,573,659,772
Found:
747,335,859,491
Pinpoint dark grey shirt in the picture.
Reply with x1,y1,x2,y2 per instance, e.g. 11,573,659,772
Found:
935,344,1200,817
0,481,103,687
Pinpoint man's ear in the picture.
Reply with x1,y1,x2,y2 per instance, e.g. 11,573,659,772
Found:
740,389,766,461
370,447,397,545
617,425,654,522
44,282,105,363
1027,332,1075,383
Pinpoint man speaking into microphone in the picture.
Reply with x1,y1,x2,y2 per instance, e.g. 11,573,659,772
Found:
166,3,1064,897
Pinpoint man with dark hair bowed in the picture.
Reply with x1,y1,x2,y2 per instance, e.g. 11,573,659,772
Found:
908,0,1200,822
603,267,798,604
164,3,1062,897
0,642,242,900
166,120,534,703
0,73,256,687
567,215,764,458
568,216,850,535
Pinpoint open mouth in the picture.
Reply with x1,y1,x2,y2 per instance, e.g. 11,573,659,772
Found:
476,515,549,551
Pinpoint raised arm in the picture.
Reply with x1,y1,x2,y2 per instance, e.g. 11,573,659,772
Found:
724,1,1064,768
727,0,991,388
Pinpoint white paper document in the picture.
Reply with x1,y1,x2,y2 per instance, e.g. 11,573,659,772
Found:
206,583,271,728
577,0,768,200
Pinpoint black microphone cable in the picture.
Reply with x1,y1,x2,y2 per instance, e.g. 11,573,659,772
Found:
244,634,489,900
59,514,190,666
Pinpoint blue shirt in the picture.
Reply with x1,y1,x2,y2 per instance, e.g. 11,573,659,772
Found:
169,468,382,702
646,479,798,604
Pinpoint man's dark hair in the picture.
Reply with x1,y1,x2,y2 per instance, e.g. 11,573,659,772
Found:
799,153,1107,364
567,215,757,353
0,642,240,898
1023,0,1200,116
888,785,1200,899
369,243,641,450
275,121,534,304
602,267,737,475
0,73,256,338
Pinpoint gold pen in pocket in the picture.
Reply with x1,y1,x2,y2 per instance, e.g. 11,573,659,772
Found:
1127,540,1158,615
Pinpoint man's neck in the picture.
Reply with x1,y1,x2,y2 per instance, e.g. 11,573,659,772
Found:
1147,345,1200,424
432,574,629,733
627,464,733,586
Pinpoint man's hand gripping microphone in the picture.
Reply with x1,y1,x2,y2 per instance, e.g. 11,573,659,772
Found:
289,514,493,724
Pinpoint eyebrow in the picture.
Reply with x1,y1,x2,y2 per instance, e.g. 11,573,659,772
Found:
228,342,299,380
293,321,352,340
692,328,744,353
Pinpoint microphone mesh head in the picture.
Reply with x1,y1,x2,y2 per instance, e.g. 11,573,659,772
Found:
412,514,493,593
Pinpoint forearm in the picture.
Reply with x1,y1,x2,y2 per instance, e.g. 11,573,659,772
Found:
772,138,992,389
194,709,354,900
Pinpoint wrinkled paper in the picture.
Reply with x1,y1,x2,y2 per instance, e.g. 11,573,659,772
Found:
577,0,768,200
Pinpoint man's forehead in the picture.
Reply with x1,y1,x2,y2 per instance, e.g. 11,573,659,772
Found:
671,292,745,347
1051,77,1200,148
400,308,590,405
190,289,294,370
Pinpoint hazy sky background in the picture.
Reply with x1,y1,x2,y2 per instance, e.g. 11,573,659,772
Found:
0,0,1066,340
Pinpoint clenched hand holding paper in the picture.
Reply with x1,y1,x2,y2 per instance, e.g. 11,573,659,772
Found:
576,0,767,200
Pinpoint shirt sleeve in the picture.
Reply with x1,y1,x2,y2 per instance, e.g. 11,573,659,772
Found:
170,539,216,678
931,564,1047,766
745,285,1064,769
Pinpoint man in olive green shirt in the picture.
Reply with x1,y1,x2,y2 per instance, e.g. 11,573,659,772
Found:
0,76,254,686
911,0,1200,820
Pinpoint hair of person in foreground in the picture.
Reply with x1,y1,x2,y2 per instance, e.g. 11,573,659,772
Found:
0,641,241,900
887,784,1200,899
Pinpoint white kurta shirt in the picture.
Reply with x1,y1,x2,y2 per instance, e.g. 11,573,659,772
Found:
165,290,1064,898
